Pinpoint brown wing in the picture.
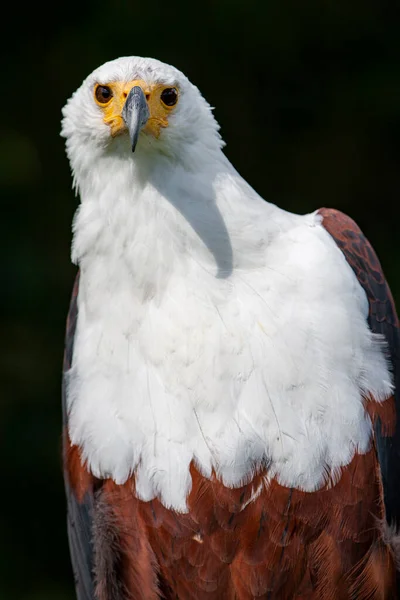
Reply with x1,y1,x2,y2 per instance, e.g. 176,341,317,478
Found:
319,208,400,526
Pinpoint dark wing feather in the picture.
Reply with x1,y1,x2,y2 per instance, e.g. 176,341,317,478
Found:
319,208,400,525
62,272,96,600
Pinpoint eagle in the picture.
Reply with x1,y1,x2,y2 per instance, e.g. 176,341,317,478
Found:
61,56,400,599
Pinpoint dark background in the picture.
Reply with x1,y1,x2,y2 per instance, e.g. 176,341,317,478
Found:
2,1,400,598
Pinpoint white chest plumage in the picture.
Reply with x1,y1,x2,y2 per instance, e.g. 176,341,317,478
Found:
66,159,392,512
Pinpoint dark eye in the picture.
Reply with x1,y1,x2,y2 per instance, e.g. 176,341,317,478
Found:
95,85,113,104
160,87,178,107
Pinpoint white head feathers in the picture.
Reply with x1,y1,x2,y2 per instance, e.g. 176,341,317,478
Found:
61,56,224,191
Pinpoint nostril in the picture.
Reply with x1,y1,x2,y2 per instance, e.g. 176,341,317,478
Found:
145,94,150,100
123,91,128,98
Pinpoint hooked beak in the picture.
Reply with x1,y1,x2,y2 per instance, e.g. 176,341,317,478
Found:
121,86,150,152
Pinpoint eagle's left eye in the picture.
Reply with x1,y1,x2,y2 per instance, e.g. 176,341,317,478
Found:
95,85,113,105
160,88,178,107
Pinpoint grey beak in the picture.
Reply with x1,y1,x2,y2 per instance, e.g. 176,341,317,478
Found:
122,86,150,152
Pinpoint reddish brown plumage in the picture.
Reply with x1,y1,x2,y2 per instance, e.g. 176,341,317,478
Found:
65,434,95,503
65,441,396,599
94,480,160,600
365,395,396,437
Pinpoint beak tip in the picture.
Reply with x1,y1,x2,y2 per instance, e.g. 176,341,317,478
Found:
130,135,138,153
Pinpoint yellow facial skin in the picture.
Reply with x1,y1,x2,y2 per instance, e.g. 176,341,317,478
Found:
93,79,178,139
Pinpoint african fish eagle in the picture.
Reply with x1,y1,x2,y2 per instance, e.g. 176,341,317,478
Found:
61,56,400,599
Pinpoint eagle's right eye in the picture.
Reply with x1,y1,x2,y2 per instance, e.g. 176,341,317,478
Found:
95,85,113,105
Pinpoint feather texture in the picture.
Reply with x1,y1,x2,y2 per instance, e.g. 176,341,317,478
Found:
64,445,396,598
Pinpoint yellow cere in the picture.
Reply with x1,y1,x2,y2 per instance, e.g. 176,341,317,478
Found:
93,80,179,139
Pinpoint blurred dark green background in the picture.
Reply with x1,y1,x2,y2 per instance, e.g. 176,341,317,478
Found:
2,1,400,598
